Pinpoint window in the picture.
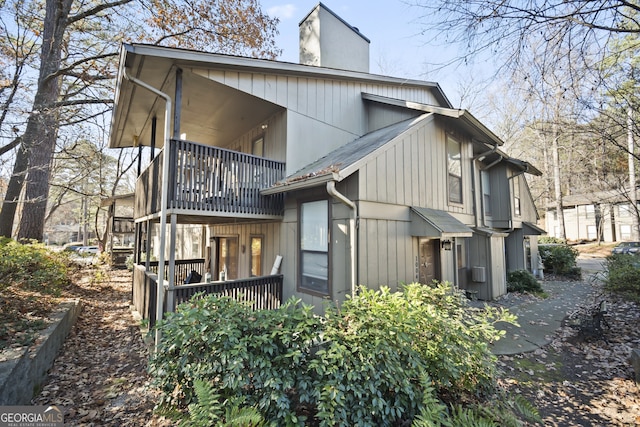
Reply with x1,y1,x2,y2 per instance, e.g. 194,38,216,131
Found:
250,236,263,276
481,170,491,216
456,241,465,270
513,176,521,216
585,205,595,219
619,204,631,218
620,224,632,240
252,136,264,157
299,200,329,295
447,136,462,204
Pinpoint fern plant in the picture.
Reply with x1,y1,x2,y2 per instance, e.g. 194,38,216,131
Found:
182,379,265,427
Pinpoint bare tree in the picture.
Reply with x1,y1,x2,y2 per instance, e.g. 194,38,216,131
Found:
0,0,281,241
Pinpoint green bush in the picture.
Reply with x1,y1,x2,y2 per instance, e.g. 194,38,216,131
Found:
603,254,640,302
538,236,566,245
149,294,321,424
539,244,581,279
150,283,525,426
507,270,543,294
0,238,70,295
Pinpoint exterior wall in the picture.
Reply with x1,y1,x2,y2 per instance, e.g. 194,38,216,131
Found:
226,111,287,161
357,202,416,291
192,68,442,174
365,102,423,133
357,116,474,218
545,202,639,242
466,233,506,300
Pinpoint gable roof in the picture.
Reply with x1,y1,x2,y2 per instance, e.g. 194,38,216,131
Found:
110,43,451,149
262,114,434,194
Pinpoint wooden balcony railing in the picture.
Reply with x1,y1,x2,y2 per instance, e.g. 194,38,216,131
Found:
132,263,283,327
135,139,285,219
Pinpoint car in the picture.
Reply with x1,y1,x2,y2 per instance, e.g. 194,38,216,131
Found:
63,242,84,252
77,246,99,255
611,241,640,255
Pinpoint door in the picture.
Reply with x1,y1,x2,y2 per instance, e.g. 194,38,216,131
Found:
419,238,441,284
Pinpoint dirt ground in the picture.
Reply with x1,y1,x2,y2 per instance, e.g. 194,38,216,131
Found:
29,261,640,426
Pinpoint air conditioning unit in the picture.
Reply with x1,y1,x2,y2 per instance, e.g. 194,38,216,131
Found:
472,266,486,283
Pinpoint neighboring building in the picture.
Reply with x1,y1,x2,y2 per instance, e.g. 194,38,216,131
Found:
545,189,640,242
101,194,135,267
109,3,544,323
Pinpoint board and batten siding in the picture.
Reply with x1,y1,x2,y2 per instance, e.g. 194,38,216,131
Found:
226,111,287,161
357,211,415,291
358,116,474,216
191,68,443,174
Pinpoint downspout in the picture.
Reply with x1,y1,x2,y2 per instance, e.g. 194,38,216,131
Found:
327,181,358,297
123,69,172,351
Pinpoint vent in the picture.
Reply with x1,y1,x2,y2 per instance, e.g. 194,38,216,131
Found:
472,266,486,283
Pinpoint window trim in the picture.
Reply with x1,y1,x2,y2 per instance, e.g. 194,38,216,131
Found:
297,198,331,297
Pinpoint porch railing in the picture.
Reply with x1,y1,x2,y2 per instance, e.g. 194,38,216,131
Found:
147,258,206,285
135,139,285,218
132,263,284,327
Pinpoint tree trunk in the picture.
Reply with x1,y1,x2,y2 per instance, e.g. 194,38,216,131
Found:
16,0,72,241
628,107,639,240
0,144,29,237
552,129,566,240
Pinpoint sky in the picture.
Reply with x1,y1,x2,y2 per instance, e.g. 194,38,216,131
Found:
261,0,487,109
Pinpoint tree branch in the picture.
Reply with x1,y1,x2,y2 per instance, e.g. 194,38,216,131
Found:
66,0,133,26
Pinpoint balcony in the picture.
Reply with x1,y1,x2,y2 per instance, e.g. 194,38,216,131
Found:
135,139,285,220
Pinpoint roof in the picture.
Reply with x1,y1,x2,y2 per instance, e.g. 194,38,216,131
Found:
110,43,451,149
363,93,543,176
523,221,546,235
261,114,434,194
546,188,639,209
410,207,474,238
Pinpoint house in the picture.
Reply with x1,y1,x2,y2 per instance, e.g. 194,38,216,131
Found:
109,3,544,326
100,194,135,267
545,189,640,242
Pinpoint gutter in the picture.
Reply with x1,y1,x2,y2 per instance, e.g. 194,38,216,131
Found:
326,181,358,296
123,69,172,351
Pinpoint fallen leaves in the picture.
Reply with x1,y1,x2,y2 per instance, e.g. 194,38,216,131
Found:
499,283,640,427
30,266,171,426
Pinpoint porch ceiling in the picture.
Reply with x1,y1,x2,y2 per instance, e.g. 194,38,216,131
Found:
110,51,282,149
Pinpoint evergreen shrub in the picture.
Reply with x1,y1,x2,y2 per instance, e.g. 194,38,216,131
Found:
150,282,537,426
604,254,640,302
507,270,543,294
539,244,581,279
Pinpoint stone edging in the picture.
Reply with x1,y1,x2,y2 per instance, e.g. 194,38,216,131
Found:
0,299,82,405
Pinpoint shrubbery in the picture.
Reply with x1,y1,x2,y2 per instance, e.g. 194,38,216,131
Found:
539,244,581,279
507,269,544,295
150,282,539,426
604,254,640,302
0,238,70,295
